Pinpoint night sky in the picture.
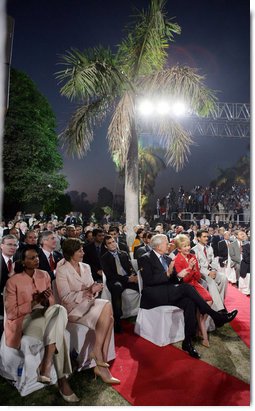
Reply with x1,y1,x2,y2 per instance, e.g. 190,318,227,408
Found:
6,0,250,203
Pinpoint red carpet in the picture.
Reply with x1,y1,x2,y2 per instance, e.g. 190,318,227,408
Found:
224,283,250,347
111,322,250,406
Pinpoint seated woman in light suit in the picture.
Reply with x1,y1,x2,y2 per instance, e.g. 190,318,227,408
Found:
4,245,79,403
56,238,120,385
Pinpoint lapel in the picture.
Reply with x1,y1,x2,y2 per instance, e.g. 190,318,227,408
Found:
66,261,85,284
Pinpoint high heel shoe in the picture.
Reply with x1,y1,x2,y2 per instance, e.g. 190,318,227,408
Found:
89,352,109,368
36,367,51,384
59,390,80,403
94,366,120,385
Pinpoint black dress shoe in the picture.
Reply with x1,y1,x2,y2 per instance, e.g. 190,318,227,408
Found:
214,309,238,328
182,341,201,359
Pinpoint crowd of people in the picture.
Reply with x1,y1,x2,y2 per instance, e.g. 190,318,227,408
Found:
158,184,250,225
0,202,250,401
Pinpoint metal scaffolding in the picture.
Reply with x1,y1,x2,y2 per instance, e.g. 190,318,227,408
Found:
188,102,250,138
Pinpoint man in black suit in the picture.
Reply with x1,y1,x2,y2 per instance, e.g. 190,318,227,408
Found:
101,235,139,333
218,231,231,267
139,234,238,359
136,232,153,266
38,230,63,281
108,226,130,255
83,228,105,282
0,234,19,317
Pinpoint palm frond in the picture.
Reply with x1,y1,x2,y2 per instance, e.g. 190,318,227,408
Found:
108,92,135,168
117,0,181,78
56,47,128,102
137,65,217,116
59,98,111,157
150,119,194,171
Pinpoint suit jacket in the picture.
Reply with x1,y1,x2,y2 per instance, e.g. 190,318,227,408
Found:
117,239,130,255
218,240,229,266
240,242,250,278
4,269,54,349
56,260,95,318
138,250,180,309
136,245,152,265
38,248,63,281
191,243,215,279
211,235,222,257
229,240,241,265
101,250,136,287
83,242,106,281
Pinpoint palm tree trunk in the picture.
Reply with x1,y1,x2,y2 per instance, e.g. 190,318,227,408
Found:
125,125,139,248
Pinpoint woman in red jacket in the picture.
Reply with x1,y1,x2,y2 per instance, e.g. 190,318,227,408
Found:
174,234,213,347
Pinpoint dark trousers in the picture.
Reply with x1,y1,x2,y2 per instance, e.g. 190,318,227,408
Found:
107,280,139,326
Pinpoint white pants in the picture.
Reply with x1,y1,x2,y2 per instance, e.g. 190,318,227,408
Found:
22,304,72,379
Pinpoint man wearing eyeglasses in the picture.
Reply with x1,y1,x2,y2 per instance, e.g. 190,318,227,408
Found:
0,234,18,316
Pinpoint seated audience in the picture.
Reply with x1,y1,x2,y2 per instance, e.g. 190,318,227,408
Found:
108,226,130,255
83,228,105,282
4,245,79,402
38,231,63,281
56,238,120,384
139,234,237,359
191,230,228,312
101,235,139,333
174,235,213,348
131,228,144,254
229,230,247,286
0,235,19,316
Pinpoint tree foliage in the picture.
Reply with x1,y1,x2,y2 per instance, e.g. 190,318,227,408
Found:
210,155,250,190
3,68,68,214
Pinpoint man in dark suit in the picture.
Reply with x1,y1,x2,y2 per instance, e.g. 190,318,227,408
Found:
136,232,153,266
101,235,139,333
38,230,62,281
83,228,105,282
108,226,130,255
139,234,238,359
218,231,231,267
0,235,19,317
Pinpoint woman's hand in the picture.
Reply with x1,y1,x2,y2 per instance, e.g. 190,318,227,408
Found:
91,282,103,294
177,268,189,278
188,257,196,270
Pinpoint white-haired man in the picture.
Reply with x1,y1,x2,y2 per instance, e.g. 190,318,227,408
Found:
139,234,238,359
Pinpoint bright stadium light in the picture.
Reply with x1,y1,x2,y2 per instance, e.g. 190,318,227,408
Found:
172,101,187,116
156,100,170,115
137,99,154,115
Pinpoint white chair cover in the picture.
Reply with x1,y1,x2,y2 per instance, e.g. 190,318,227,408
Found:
66,322,115,371
0,332,58,397
223,254,237,283
239,273,250,295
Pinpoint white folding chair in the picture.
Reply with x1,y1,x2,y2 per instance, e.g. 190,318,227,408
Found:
134,270,185,346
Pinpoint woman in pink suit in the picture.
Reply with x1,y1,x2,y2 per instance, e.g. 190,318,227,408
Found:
56,238,120,385
4,245,79,402
174,235,213,347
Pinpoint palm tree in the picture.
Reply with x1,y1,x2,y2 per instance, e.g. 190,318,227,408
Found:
138,145,166,213
56,0,216,245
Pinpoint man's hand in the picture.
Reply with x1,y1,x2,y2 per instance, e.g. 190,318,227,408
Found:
167,260,175,277
97,269,103,276
208,270,216,279
128,274,138,283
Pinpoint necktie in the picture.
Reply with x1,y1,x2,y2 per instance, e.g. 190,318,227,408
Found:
7,259,12,273
49,253,55,271
204,247,207,258
96,246,101,256
114,253,126,276
160,255,168,271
